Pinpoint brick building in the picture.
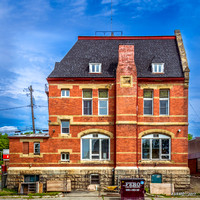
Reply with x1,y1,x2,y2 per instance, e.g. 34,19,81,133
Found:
8,30,190,191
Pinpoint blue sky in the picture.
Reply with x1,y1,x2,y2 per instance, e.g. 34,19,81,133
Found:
0,0,200,137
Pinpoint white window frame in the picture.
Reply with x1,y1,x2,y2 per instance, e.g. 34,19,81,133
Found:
61,89,70,97
82,89,93,115
61,121,70,134
34,142,40,154
143,90,153,115
61,152,70,161
81,134,110,161
89,63,102,73
159,90,169,115
141,134,171,160
152,63,164,73
98,89,108,116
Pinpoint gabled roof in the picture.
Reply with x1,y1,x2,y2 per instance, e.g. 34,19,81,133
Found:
48,36,184,78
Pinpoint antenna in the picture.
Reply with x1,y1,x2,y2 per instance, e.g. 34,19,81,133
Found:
111,0,113,36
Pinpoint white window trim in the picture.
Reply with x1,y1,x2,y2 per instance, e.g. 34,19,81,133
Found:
61,152,70,161
34,142,40,154
152,63,164,73
141,134,171,161
61,121,70,134
61,89,70,97
82,90,93,115
143,90,153,116
159,90,169,116
81,134,110,161
98,90,108,116
89,63,102,73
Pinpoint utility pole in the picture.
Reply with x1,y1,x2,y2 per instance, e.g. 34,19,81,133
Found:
24,85,36,134
29,85,35,134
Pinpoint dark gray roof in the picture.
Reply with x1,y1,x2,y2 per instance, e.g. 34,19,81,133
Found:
48,38,183,78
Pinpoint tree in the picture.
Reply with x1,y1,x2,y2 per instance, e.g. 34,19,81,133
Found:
188,133,193,141
0,133,9,152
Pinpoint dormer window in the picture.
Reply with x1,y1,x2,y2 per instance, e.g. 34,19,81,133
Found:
152,63,164,73
89,63,102,73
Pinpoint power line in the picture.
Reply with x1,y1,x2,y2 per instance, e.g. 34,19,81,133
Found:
0,105,30,111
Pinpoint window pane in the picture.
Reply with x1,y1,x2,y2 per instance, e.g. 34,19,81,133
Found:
82,139,90,159
99,100,108,115
162,155,169,159
154,65,157,72
162,139,169,154
144,100,153,115
62,128,69,133
152,139,160,159
92,139,99,154
61,90,65,96
34,143,40,154
96,65,99,72
92,65,95,72
66,90,70,96
142,139,150,159
83,90,92,98
160,90,168,98
62,121,69,128
160,100,168,115
144,90,153,98
99,90,108,98
84,100,92,115
158,65,162,72
62,153,65,160
101,139,109,159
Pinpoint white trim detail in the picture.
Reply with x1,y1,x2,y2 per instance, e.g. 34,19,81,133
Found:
89,63,102,73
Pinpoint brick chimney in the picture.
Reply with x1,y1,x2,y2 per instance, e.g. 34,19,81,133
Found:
115,45,138,167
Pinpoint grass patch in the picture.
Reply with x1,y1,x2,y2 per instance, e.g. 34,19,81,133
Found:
27,192,60,197
0,188,18,196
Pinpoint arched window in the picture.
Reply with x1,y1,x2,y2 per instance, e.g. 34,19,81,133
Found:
142,134,171,160
81,134,110,160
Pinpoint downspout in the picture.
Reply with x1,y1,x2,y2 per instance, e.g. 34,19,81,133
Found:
113,80,117,184
136,78,139,169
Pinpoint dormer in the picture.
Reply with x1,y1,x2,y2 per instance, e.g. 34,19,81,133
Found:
89,63,102,73
152,63,164,73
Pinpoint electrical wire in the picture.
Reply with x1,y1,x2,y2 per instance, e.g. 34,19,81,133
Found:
0,105,30,111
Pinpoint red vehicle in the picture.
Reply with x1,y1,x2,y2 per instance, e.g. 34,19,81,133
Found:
120,178,145,200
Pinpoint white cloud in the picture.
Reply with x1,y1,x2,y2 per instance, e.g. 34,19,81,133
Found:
0,126,18,133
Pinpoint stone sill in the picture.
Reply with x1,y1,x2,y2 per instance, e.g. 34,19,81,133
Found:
139,160,174,164
80,160,113,164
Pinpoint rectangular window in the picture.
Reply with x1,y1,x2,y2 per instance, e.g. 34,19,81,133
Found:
61,152,70,161
142,135,170,160
160,90,169,115
23,142,29,154
61,89,70,97
24,175,39,182
81,134,110,160
34,142,40,155
98,89,108,115
83,89,92,115
152,63,164,73
90,174,100,184
143,90,153,115
89,63,102,73
61,121,69,134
